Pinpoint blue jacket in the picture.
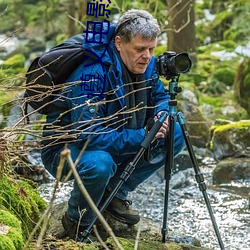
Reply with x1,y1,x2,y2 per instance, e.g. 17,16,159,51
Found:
44,24,170,156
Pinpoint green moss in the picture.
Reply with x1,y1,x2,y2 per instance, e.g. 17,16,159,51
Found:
0,209,24,249
199,95,224,107
0,209,21,229
213,120,250,133
1,54,25,69
0,235,16,250
209,120,250,150
0,175,47,239
213,67,235,86
106,237,206,250
7,228,24,249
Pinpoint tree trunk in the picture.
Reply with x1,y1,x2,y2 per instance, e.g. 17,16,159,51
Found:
167,0,196,62
67,0,77,36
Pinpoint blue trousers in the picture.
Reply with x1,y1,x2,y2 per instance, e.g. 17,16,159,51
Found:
41,123,185,226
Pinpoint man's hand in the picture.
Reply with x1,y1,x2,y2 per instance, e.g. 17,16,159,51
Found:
154,111,169,139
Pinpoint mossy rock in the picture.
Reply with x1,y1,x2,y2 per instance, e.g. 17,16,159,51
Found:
0,174,47,239
106,237,210,250
0,209,24,250
209,120,250,160
179,100,210,148
199,92,248,122
213,157,250,184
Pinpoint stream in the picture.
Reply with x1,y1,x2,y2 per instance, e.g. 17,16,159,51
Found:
38,155,250,250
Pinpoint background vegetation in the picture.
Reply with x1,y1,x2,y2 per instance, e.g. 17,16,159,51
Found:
0,0,250,122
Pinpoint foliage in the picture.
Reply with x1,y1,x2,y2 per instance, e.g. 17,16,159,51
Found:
0,174,47,239
197,0,250,46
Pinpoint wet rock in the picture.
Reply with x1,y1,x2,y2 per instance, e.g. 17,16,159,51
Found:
213,157,250,184
209,119,250,160
179,100,211,148
45,202,210,250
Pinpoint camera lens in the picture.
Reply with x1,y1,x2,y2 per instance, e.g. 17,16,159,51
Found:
174,53,192,73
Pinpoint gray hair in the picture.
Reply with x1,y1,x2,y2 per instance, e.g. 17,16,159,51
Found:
115,9,160,43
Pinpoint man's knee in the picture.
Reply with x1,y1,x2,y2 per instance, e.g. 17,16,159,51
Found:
77,150,117,181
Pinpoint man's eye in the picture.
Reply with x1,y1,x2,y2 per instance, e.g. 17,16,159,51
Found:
136,48,144,52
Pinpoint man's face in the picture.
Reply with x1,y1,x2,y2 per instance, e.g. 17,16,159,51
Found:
115,35,157,74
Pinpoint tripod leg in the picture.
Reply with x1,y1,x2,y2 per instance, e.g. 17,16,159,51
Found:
81,112,168,240
162,114,175,243
177,112,225,250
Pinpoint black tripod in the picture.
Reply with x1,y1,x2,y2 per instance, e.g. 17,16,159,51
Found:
82,77,225,250
81,111,169,241
161,77,225,249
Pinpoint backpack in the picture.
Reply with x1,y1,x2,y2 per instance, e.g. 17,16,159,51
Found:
24,34,87,115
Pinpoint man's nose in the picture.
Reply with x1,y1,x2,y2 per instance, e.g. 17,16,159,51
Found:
142,49,151,59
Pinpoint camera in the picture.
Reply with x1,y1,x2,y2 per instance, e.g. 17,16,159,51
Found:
156,51,192,79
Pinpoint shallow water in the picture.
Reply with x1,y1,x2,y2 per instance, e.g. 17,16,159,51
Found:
38,157,250,250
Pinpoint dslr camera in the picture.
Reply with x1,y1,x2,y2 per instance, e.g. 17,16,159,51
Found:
156,51,192,79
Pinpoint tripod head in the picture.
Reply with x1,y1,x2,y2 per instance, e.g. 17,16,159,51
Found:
168,76,182,100
156,51,192,100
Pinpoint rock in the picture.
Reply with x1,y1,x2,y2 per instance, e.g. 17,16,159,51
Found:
209,120,250,160
213,157,250,184
179,100,211,148
44,202,211,250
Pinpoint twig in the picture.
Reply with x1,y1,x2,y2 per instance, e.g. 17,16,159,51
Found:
93,225,110,250
61,148,124,250
134,220,142,250
22,154,65,249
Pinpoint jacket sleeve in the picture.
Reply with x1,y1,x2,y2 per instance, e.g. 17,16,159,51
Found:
65,63,146,156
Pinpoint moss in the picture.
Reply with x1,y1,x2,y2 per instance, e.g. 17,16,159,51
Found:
106,237,208,250
1,54,25,69
0,175,47,239
213,120,250,133
209,120,250,151
0,209,21,229
0,235,16,250
213,67,235,86
0,209,24,249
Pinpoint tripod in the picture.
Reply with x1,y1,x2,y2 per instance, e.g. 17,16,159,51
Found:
82,77,225,250
162,77,225,249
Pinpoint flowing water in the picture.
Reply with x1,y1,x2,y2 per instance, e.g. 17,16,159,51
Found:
38,156,250,250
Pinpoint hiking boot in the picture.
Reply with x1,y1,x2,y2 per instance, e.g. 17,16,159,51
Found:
61,213,97,243
105,196,140,225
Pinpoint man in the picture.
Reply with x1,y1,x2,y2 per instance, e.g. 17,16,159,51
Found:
41,9,185,241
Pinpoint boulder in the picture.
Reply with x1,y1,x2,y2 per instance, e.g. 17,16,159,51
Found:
213,157,250,184
209,120,250,160
42,201,211,250
179,100,211,148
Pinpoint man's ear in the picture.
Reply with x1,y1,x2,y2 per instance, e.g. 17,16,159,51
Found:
115,36,122,51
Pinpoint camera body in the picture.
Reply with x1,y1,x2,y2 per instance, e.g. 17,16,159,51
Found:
156,51,192,79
